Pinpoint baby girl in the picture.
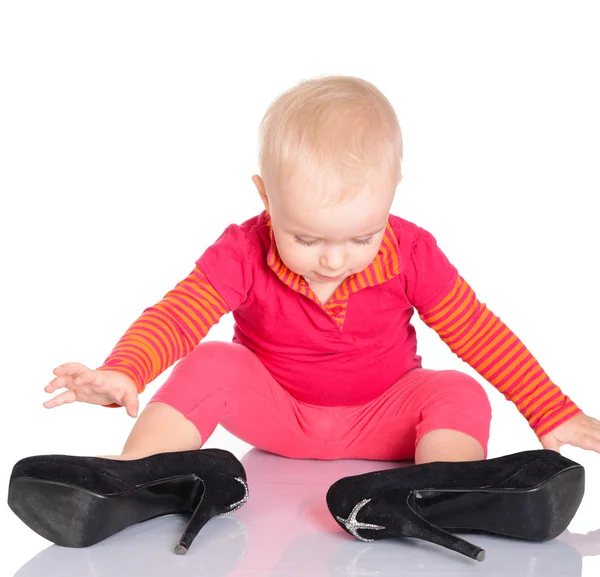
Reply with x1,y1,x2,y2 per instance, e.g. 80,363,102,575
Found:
43,74,599,463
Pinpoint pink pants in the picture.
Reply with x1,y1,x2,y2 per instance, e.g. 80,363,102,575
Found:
149,341,492,460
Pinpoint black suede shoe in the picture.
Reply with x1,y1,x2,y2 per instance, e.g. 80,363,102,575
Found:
325,449,584,562
7,448,249,554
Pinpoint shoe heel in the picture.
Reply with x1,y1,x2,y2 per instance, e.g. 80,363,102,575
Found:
174,474,248,555
175,498,215,554
405,501,485,562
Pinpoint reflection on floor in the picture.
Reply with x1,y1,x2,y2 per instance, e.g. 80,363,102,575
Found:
13,448,600,576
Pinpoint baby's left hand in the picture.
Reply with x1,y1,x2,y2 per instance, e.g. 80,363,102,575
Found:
539,412,600,454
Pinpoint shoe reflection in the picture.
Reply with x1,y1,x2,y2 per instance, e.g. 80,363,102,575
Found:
14,448,600,576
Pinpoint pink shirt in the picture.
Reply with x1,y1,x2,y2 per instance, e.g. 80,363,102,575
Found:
197,212,452,405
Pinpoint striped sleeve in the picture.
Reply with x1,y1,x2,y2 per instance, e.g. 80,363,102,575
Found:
95,267,230,395
418,274,582,437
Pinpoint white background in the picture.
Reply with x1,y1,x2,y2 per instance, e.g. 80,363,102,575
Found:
1,1,599,575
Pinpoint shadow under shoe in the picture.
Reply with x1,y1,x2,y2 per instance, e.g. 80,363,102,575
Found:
325,449,585,562
325,534,586,577
7,448,249,554
14,515,249,577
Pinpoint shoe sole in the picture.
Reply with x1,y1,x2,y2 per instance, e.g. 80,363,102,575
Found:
8,474,203,547
413,464,585,541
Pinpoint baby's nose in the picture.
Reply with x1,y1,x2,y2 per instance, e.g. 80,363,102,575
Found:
320,249,346,271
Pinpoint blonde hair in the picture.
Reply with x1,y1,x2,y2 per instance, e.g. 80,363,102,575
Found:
257,75,403,204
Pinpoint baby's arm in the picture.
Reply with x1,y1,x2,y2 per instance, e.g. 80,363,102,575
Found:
417,273,580,437
406,228,580,439
98,224,256,406
45,222,255,413
44,267,230,413
96,222,256,402
96,267,230,402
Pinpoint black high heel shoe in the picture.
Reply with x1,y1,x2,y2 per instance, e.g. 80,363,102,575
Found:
326,449,584,562
7,448,249,554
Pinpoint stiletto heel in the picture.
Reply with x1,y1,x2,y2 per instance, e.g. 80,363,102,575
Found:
7,448,249,554
395,502,485,561
175,498,215,555
334,495,485,561
326,450,584,562
174,474,249,555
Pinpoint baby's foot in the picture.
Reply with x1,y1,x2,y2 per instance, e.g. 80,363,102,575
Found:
96,452,152,460
96,454,129,460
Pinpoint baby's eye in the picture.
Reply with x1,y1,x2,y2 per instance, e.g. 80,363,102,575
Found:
294,236,320,246
293,236,374,246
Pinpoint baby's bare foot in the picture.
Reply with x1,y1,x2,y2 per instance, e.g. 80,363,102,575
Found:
96,452,149,460
95,448,171,460
96,454,128,460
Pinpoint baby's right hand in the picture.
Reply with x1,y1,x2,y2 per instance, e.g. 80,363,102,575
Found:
44,362,139,418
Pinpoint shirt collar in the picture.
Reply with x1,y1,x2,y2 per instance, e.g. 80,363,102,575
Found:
263,211,401,293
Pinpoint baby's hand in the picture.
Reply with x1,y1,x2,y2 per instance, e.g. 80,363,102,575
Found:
539,412,600,454
44,362,139,418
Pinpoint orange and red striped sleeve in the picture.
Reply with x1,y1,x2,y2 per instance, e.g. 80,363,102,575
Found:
95,266,229,395
419,274,581,437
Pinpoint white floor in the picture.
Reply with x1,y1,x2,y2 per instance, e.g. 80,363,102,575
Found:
3,438,600,577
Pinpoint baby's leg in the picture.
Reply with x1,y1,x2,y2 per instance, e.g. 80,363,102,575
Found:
415,429,484,463
412,369,491,464
100,340,329,460
98,341,238,460
321,368,491,463
100,402,203,460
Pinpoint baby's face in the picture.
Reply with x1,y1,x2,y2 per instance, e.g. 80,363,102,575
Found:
259,174,396,286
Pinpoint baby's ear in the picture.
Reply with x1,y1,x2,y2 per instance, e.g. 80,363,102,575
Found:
252,175,269,211
251,174,263,192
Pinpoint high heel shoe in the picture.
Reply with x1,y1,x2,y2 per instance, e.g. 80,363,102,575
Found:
325,449,584,562
7,448,249,554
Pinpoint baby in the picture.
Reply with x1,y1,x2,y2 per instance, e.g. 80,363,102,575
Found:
43,75,600,464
